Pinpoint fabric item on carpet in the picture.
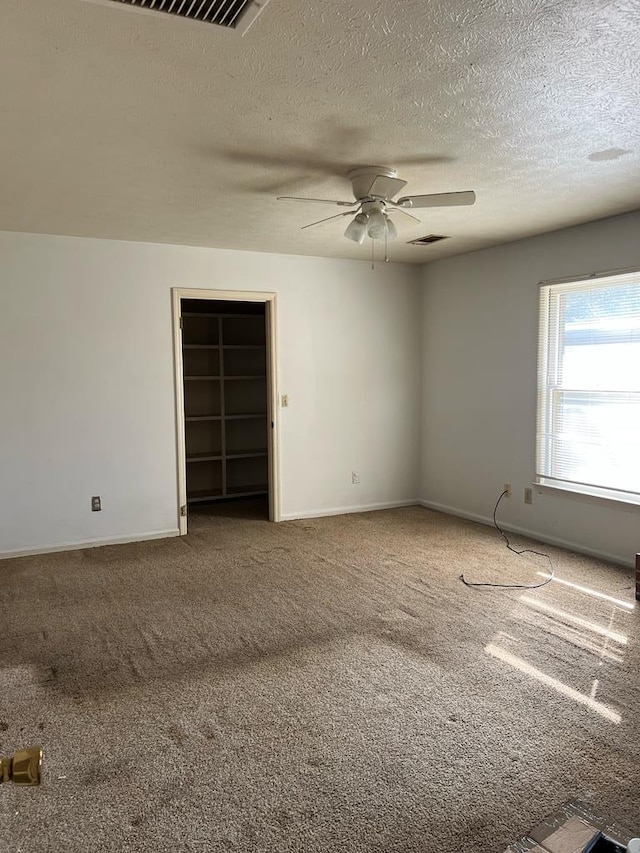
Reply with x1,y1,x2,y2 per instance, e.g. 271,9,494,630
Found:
0,504,638,852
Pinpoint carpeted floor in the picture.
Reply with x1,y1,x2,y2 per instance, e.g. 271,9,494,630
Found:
1,504,638,851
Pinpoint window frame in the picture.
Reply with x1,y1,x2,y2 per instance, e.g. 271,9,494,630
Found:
536,267,640,508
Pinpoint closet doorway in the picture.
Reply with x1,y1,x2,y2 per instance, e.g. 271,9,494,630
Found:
172,289,279,532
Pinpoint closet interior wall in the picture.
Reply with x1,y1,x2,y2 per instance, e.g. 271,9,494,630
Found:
181,299,269,505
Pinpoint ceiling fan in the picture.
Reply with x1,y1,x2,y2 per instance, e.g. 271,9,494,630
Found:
277,166,476,254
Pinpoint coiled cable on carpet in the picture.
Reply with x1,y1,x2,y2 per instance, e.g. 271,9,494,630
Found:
460,489,555,589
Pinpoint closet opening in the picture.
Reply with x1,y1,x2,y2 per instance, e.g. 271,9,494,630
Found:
172,290,279,531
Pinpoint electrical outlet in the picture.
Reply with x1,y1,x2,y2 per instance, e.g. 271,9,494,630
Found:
91,496,102,512
524,487,533,505
352,471,360,485
503,483,511,498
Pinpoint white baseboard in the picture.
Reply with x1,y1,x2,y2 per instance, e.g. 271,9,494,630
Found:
417,498,632,568
280,499,418,521
0,529,180,560
4,501,631,570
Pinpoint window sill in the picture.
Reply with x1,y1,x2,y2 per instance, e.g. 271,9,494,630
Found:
534,480,640,512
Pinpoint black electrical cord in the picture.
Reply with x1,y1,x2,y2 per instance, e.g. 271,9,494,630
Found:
460,489,555,589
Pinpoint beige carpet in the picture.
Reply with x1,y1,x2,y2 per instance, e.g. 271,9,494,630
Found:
1,504,638,851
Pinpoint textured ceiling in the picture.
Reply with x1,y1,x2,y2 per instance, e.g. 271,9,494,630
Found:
0,0,639,263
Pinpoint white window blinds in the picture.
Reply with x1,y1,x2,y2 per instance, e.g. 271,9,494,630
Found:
536,269,640,504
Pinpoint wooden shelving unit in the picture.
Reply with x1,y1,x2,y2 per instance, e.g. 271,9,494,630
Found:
181,304,268,504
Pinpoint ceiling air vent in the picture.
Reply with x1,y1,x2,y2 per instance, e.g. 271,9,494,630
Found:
85,0,271,35
407,234,450,246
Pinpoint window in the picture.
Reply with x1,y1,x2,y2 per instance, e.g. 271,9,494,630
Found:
536,269,640,505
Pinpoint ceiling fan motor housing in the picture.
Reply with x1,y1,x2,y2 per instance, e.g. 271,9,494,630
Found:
348,166,398,201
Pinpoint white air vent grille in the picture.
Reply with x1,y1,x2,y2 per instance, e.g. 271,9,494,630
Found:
87,0,271,34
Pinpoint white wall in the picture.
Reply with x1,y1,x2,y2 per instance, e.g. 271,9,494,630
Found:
0,231,421,556
419,211,640,567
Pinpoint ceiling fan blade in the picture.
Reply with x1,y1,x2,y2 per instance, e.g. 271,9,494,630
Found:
387,204,421,223
278,196,357,207
396,191,476,209
301,211,355,230
366,175,407,200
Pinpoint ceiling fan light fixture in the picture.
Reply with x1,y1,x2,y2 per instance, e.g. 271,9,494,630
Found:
344,213,368,244
277,166,476,256
385,215,398,241
366,208,387,240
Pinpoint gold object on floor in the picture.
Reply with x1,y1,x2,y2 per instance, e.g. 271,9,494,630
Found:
0,747,43,785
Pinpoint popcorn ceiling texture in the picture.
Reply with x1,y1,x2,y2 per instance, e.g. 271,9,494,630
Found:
0,0,638,262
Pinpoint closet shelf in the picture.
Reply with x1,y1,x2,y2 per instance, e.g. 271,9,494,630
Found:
187,450,266,463
185,412,265,422
186,453,223,462
183,344,219,350
222,345,265,350
184,375,265,381
185,415,222,422
226,484,268,497
225,412,267,420
187,489,224,503
183,344,264,350
183,312,264,320
187,485,267,502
